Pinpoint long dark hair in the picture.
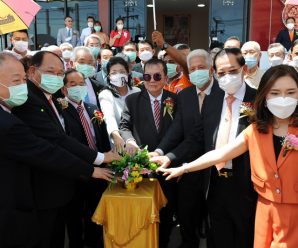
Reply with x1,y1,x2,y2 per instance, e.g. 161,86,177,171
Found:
106,56,132,98
252,64,298,133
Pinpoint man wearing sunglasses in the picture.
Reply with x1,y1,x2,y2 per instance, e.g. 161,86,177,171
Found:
119,58,177,248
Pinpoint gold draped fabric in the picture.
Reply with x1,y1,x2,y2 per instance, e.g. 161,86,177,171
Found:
92,179,167,248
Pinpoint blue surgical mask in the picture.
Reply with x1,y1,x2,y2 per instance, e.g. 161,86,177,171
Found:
89,47,100,59
76,64,96,78
125,51,137,62
67,85,87,103
0,82,28,107
245,56,258,69
40,73,64,94
166,63,178,78
189,69,210,88
94,26,101,32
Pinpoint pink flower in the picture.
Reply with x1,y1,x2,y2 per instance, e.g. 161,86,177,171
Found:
122,167,130,181
282,134,298,156
141,168,151,175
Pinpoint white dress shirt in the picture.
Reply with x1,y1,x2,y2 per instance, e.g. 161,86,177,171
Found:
85,78,98,106
67,98,104,165
44,93,65,130
98,86,140,137
148,90,163,114
217,82,246,169
5,49,35,60
80,27,93,45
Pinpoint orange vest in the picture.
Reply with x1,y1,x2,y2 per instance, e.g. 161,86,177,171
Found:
244,124,298,204
164,74,192,94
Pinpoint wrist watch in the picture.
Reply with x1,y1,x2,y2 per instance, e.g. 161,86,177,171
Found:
162,42,169,50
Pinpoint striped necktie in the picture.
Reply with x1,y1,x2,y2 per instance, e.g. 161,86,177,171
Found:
153,99,161,131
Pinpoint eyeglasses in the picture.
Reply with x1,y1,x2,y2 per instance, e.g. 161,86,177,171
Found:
143,73,162,81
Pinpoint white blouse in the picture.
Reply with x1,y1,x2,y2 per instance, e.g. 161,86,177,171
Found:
98,86,140,137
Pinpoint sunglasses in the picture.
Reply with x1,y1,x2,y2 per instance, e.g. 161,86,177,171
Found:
143,73,162,81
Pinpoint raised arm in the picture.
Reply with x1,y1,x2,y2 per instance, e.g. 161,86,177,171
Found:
160,131,248,180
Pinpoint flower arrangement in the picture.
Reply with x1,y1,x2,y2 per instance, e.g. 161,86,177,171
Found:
282,134,298,157
91,110,104,124
110,147,159,190
163,97,174,120
57,98,69,110
239,102,255,119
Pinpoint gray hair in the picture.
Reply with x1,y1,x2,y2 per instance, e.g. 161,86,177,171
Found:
267,43,286,55
59,42,73,50
186,49,212,68
72,46,95,63
84,34,101,47
0,52,18,66
241,41,261,52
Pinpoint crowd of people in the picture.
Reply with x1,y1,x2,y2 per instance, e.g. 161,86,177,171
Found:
1,14,298,248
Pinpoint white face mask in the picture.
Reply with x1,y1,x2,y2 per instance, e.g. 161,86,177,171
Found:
109,73,128,87
267,97,297,119
62,50,73,59
287,23,295,30
289,57,298,68
139,50,153,62
117,24,124,30
218,71,243,95
87,22,94,28
13,40,28,53
269,56,283,67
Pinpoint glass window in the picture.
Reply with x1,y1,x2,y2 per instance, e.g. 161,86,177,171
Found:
209,0,249,46
110,0,146,42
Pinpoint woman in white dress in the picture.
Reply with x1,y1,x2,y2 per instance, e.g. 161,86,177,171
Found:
98,57,140,152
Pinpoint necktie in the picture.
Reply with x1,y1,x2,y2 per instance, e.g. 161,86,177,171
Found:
153,99,161,131
67,28,71,37
199,91,206,113
215,95,236,170
77,105,97,150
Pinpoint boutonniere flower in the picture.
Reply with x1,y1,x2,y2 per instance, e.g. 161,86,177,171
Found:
57,98,69,110
239,102,255,119
282,134,298,157
91,110,104,124
163,97,174,120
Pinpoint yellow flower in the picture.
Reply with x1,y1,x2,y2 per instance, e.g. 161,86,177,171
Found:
131,171,140,177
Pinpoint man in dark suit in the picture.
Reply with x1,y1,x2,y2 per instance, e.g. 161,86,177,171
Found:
61,69,111,248
119,58,177,248
132,40,155,74
276,17,298,51
73,46,106,107
152,48,258,248
0,52,114,248
150,49,217,248
12,51,119,248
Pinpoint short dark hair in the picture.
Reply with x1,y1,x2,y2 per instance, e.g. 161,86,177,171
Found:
63,69,84,85
225,36,241,42
31,51,63,68
64,16,72,21
122,41,136,50
136,40,154,51
87,16,95,21
252,65,298,133
20,55,32,73
286,17,295,23
115,17,124,24
11,29,29,37
106,57,132,97
94,20,103,32
213,48,245,71
144,58,167,76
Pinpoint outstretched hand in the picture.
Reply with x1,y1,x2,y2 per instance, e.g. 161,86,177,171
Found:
158,166,184,181
103,151,121,164
150,156,171,173
92,167,114,182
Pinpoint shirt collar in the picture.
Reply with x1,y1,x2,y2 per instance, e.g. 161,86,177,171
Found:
43,92,52,101
148,90,163,102
224,81,246,101
67,97,83,109
0,104,11,113
196,77,214,96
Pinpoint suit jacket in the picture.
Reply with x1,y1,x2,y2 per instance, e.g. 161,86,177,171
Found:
57,27,80,47
88,76,106,107
119,89,177,151
0,107,93,247
62,101,111,154
95,71,108,88
275,28,298,51
158,83,218,163
245,124,298,204
12,80,98,209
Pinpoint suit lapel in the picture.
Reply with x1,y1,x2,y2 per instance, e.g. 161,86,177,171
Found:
66,102,81,124
277,126,297,169
141,90,158,135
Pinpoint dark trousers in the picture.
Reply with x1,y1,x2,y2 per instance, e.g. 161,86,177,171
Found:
157,174,177,247
207,169,256,248
177,171,206,248
65,179,107,248
36,207,66,248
